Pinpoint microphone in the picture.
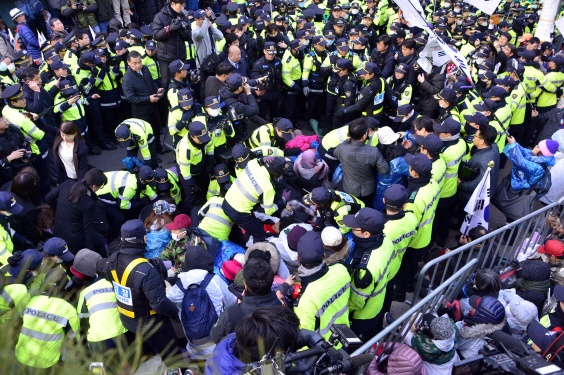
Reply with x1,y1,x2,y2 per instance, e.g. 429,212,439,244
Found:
491,331,532,356
320,353,374,375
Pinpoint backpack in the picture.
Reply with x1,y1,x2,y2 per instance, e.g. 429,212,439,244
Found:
176,273,218,342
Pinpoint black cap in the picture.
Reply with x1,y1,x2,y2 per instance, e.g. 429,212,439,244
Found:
433,118,461,135
59,80,77,96
54,42,66,53
550,55,564,67
264,41,276,54
93,48,105,57
146,40,157,50
138,165,154,182
153,167,171,191
289,39,306,51
214,164,231,183
275,118,294,140
189,121,211,143
555,284,564,302
297,231,325,264
91,36,106,48
121,219,146,241
394,104,413,122
336,38,349,50
115,40,127,50
115,124,132,148
0,191,23,214
1,84,24,101
81,51,101,65
357,62,378,75
405,153,433,175
43,237,74,262
312,35,327,46
178,88,194,110
384,184,409,208
478,70,496,80
140,25,153,37
464,112,489,126
366,117,379,129
204,95,221,109
302,187,331,206
474,99,497,113
416,134,444,153
62,31,76,45
226,73,244,90
483,86,507,99
506,61,525,75
227,2,239,11
169,59,189,74
264,156,286,174
106,32,119,44
528,320,564,356
433,87,457,103
343,208,387,233
336,58,352,70
232,144,250,168
395,63,409,74
518,49,536,62
44,50,58,60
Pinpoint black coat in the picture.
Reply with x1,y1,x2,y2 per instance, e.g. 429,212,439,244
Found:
0,125,28,186
458,145,500,202
46,179,104,255
53,136,89,184
122,66,160,116
0,182,37,244
418,65,446,111
152,3,192,62
204,76,227,99
133,0,165,25
219,87,259,118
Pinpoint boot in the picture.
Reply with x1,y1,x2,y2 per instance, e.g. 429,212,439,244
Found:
309,119,321,136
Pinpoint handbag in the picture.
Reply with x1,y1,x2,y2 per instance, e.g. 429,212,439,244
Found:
458,160,480,182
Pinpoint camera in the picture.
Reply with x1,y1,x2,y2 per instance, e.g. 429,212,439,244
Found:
190,68,201,83
74,1,84,8
207,7,216,22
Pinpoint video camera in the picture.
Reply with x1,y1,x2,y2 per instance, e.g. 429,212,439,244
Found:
454,331,564,375
243,326,372,375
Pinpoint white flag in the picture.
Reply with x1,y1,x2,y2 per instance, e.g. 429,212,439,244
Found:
463,0,503,15
8,28,15,48
392,0,430,31
38,32,47,46
555,15,564,36
89,25,96,38
417,34,451,73
460,166,492,235
434,32,474,84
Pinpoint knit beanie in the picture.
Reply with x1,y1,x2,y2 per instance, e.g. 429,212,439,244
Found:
539,139,559,156
287,226,308,251
430,317,455,340
301,150,317,169
321,227,347,252
506,295,538,331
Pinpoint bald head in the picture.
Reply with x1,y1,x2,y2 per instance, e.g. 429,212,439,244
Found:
228,46,242,63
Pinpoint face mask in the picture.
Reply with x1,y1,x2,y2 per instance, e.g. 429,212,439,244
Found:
444,3,451,7
172,231,186,241
454,8,461,13
7,63,15,72
457,20,463,25
476,58,485,65
352,9,359,14
299,2,305,7
480,22,488,27
327,39,334,46
344,14,350,20
30,271,38,277
53,256,63,264
303,39,310,45
478,69,486,75
209,108,221,117
440,102,449,109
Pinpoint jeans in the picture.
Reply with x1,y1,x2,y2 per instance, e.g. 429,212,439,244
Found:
97,20,110,34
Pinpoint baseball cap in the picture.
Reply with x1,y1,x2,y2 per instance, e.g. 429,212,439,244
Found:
555,284,564,302
115,40,127,50
178,88,194,110
59,80,77,96
232,143,250,169
43,237,74,262
93,48,105,57
153,168,171,191
129,28,144,40
169,59,189,74
189,121,211,143
226,73,244,90
302,187,331,206
194,9,206,18
483,86,508,99
478,70,496,81
357,62,379,75
343,208,387,233
297,231,325,265
550,55,564,67
518,49,536,62
115,124,132,148
349,28,359,36
336,58,352,70
0,191,23,214
81,51,101,65
384,184,409,208
405,153,432,175
506,62,525,75
324,30,335,39
464,112,489,126
138,165,154,182
336,38,349,50
165,214,192,231
395,63,409,74
474,99,497,113
538,240,564,258
121,219,147,242
366,117,379,130
289,39,306,51
433,118,461,135
264,41,277,54
146,40,157,50
214,164,231,183
264,156,286,174
275,118,294,140
394,104,413,122
204,95,221,109
494,76,517,86
312,35,327,47
433,87,457,103
416,134,444,153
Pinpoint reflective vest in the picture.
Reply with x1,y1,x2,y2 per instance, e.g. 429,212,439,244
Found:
128,45,145,56
175,134,214,185
168,107,206,138
322,125,349,150
302,49,327,91
198,196,234,241
97,171,157,210
385,77,411,117
207,175,236,200
294,263,351,340
63,50,78,67
15,295,80,368
406,179,441,250
118,119,154,162
142,54,160,81
431,157,447,191
224,159,277,215
109,258,156,319
54,92,87,128
439,139,467,199
2,105,45,155
76,279,127,342
383,211,418,280
282,49,302,88
0,283,29,324
510,84,527,126
349,236,395,320
523,65,555,101
0,223,14,265
209,116,234,149
74,66,103,93
246,123,283,149
328,191,365,234
489,119,507,153
537,71,564,108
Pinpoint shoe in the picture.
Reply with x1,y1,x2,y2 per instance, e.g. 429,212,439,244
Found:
392,293,405,303
88,147,102,155
309,119,321,136
385,312,395,326
111,138,120,145
100,141,117,150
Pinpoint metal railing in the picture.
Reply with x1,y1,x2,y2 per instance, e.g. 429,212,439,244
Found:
351,259,478,372
410,197,564,305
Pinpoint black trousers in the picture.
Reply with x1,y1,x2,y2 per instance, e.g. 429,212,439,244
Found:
307,92,327,122
135,109,163,153
394,245,429,299
351,315,380,344
258,91,280,122
325,93,338,129
159,59,175,90
100,105,123,139
136,318,180,366
104,204,125,243
432,196,456,247
223,199,266,243
283,89,299,124
84,99,107,146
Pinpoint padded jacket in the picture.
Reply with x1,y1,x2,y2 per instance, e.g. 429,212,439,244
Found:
152,3,192,62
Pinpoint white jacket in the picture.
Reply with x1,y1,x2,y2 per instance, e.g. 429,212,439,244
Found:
541,151,564,205
268,223,312,274
167,270,237,359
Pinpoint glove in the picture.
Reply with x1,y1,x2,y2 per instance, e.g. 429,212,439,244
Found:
181,109,195,122
139,196,151,207
111,65,120,75
169,19,182,32
263,156,276,163
291,82,301,92
191,184,202,194
508,258,521,270
281,189,291,202
205,164,214,176
303,86,310,96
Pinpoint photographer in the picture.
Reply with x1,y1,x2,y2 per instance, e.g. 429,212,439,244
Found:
0,114,29,187
153,0,193,89
218,74,259,141
193,9,224,69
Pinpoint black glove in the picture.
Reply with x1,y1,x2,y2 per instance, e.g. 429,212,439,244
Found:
111,65,120,75
284,147,301,156
139,196,151,207
91,67,99,77
508,258,521,270
312,58,322,69
335,107,345,117
170,19,182,32
557,87,563,98
205,164,214,176
191,184,202,194
312,216,325,231
181,109,195,122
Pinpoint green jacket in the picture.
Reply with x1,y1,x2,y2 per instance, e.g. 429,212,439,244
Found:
61,0,99,28
159,233,207,274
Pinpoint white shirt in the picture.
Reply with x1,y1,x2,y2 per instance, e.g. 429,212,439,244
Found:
58,141,76,179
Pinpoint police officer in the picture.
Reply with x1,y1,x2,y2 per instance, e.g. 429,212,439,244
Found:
302,36,328,136
15,268,80,368
142,41,161,87
328,58,357,128
416,134,447,190
474,99,506,153
385,63,412,127
232,143,250,176
115,119,159,168
167,60,196,110
106,220,179,363
338,62,385,124
380,185,418,330
505,64,528,144
245,118,294,149
92,48,123,141
282,39,306,123
175,121,214,212
293,231,351,341
223,156,289,243
168,89,206,148
537,55,564,113
252,41,283,123
203,96,234,157
435,87,462,124
62,31,79,66
302,187,365,234
0,192,23,266
207,164,235,201
433,119,466,248
96,166,158,242
128,28,145,56
343,208,395,341
219,74,259,143
394,154,440,302
197,183,234,242
483,86,512,134
150,167,182,206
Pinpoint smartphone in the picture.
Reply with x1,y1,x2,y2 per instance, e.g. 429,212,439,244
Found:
89,362,104,374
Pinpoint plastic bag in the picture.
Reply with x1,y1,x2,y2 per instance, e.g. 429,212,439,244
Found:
344,231,356,264
121,156,144,171
373,156,410,211
332,164,343,186
144,228,171,259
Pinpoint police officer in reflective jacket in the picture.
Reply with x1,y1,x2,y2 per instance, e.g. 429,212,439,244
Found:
340,62,387,123
251,42,282,123
328,58,357,129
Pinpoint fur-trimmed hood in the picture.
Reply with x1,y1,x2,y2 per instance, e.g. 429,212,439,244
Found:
281,199,317,222
458,317,507,339
325,242,350,266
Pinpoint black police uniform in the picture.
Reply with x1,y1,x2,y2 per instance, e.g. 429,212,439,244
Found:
251,49,283,122
326,58,357,129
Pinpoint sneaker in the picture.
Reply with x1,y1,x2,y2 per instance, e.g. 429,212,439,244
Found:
100,141,117,150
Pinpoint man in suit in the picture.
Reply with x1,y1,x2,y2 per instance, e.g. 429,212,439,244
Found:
223,46,251,77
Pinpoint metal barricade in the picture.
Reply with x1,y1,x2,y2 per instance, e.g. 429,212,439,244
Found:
411,197,564,305
351,259,478,373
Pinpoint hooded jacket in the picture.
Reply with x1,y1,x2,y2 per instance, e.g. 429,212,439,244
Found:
368,343,429,375
167,246,237,359
268,222,313,274
503,142,555,191
204,335,247,375
153,3,192,62
541,130,564,205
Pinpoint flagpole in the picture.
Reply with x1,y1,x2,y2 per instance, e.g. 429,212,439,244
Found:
461,161,494,236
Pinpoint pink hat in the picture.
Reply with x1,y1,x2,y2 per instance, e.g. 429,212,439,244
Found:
301,149,317,169
539,139,559,156
221,260,242,281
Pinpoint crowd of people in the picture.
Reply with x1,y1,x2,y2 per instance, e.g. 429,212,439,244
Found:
1,0,564,373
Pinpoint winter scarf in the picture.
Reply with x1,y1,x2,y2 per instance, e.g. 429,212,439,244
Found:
513,278,551,295
407,174,433,195
411,324,459,365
